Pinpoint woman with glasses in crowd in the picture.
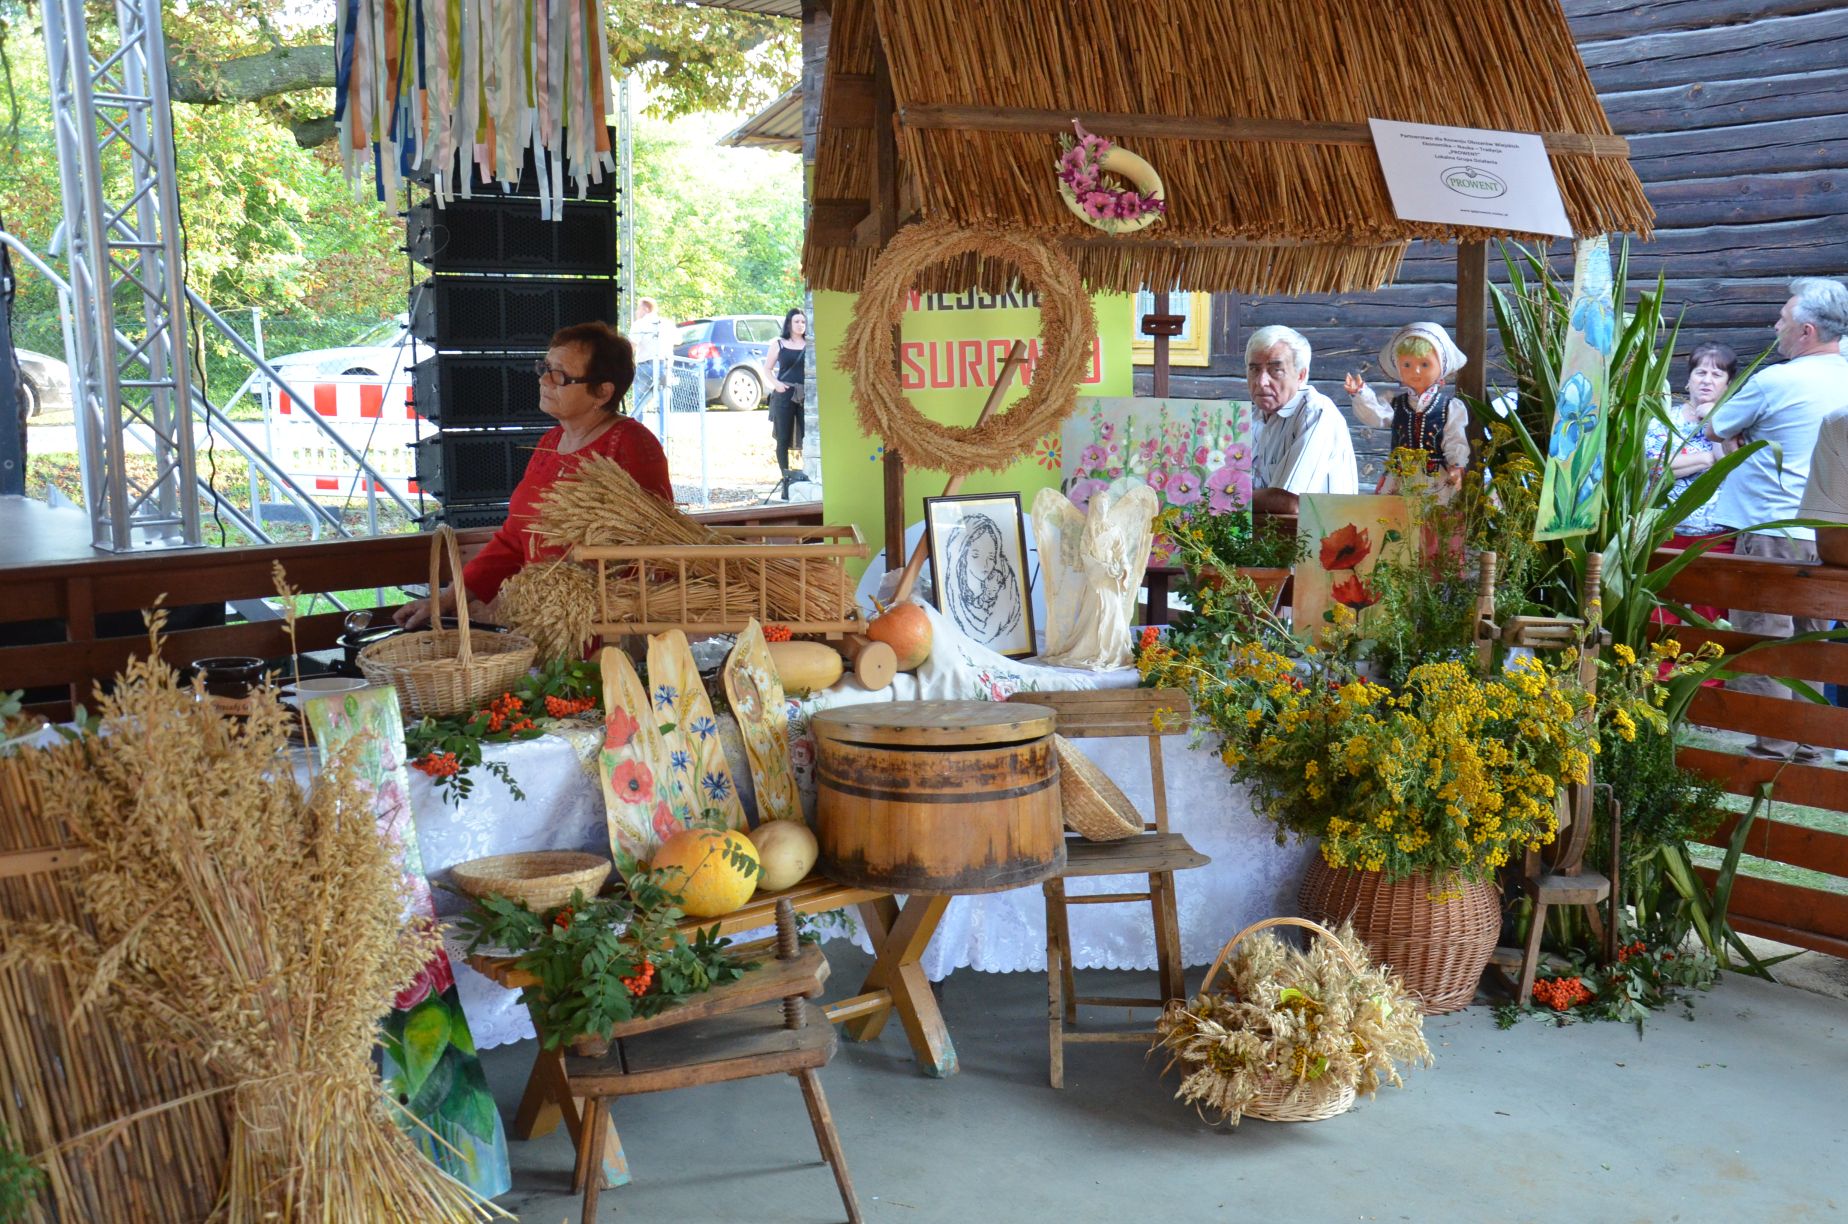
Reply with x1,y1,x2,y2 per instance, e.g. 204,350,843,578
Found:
395,322,672,628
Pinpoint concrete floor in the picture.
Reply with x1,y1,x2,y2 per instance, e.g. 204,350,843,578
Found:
483,945,1847,1224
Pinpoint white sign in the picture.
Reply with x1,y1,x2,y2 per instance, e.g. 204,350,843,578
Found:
1368,118,1572,238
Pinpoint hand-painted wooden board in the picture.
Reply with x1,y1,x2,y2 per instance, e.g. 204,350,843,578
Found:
722,620,803,823
646,630,747,831
302,686,511,1198
598,647,681,867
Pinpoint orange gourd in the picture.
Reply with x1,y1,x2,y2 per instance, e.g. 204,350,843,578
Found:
867,602,932,671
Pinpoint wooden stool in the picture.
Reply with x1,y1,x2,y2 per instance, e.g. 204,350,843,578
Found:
1010,689,1210,1088
565,900,862,1224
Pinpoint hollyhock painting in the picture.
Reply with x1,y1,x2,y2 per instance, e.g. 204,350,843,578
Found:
1293,494,1412,644
1061,397,1254,561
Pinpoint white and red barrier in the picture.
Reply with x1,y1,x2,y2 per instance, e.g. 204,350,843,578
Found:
266,375,424,498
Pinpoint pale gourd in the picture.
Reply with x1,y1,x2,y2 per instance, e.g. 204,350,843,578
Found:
748,820,819,892
764,640,844,696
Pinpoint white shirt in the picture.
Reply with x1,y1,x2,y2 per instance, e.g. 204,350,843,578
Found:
1798,409,1848,525
1350,383,1471,470
1708,351,1848,539
1253,386,1359,496
632,314,673,365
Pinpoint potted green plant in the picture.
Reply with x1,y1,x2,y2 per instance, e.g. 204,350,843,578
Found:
1155,502,1305,609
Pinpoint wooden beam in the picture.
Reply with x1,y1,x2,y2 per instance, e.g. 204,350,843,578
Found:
898,104,1631,158
1456,239,1489,467
872,40,906,573
805,198,870,246
826,72,875,129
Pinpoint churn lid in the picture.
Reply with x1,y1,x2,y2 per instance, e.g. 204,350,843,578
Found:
811,699,1055,748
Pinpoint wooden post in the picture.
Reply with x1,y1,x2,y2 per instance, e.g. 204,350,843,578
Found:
872,42,906,571
1456,240,1489,468
1151,291,1172,398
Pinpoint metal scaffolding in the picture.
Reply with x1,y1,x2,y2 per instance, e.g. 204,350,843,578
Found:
41,0,201,550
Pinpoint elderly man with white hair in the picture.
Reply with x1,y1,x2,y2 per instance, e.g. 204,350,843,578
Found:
1704,276,1848,760
1244,324,1359,515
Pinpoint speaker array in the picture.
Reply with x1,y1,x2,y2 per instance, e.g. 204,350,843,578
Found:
408,131,621,527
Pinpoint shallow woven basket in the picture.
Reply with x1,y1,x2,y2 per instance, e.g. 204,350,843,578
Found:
1297,858,1500,1015
1196,916,1365,1124
358,524,538,717
1054,735,1142,841
449,851,612,913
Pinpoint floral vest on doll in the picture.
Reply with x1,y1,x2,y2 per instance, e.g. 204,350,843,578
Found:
1390,390,1453,472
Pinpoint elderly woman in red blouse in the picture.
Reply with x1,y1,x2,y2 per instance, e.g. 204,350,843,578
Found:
395,322,673,629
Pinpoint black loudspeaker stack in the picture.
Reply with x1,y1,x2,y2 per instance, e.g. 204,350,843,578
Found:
407,137,621,527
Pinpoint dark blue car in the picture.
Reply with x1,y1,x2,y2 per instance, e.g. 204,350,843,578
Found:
673,315,781,411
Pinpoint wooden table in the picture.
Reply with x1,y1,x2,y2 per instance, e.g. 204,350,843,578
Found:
470,873,958,1187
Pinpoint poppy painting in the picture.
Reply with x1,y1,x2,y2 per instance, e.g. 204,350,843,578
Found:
1293,494,1412,644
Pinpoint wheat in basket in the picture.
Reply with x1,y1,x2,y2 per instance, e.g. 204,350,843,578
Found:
1152,917,1431,1126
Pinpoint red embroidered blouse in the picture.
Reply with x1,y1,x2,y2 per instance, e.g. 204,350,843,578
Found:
461,416,672,605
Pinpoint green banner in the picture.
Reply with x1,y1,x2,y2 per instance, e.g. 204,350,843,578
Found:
815,289,1135,578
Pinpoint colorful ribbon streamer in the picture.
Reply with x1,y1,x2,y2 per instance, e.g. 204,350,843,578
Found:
335,0,616,218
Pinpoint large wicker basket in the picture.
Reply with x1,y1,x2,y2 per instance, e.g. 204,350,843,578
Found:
1297,858,1500,1015
358,525,537,717
1194,916,1367,1124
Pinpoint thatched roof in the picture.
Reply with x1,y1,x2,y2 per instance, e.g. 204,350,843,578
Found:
720,86,802,154
804,0,1655,297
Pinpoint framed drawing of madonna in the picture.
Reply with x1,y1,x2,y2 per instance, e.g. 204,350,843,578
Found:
925,492,1037,658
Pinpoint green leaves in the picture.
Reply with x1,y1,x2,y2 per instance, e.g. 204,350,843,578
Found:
453,879,754,1051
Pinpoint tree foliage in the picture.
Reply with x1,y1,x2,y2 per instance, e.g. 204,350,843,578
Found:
632,109,804,322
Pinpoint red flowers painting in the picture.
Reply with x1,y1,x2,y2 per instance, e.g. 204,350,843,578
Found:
1331,572,1381,610
1319,523,1371,571
604,706,641,751
610,759,655,805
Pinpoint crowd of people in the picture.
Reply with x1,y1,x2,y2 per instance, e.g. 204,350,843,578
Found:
1245,275,1848,762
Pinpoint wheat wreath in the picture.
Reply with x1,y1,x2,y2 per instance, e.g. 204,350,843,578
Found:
839,222,1097,477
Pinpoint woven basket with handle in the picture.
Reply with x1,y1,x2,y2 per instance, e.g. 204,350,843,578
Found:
1192,916,1366,1124
450,851,612,914
358,524,538,717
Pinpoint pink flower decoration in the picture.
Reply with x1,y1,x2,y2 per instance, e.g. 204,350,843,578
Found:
1225,442,1251,465
1099,421,1116,441
1167,471,1203,505
1079,443,1109,471
1068,478,1107,510
1080,190,1115,219
1193,445,1210,467
1146,468,1169,492
1206,465,1252,514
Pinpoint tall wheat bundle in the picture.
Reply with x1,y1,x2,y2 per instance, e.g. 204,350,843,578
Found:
0,616,502,1222
532,455,855,626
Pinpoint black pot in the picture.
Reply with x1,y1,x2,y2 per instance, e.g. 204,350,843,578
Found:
189,655,266,699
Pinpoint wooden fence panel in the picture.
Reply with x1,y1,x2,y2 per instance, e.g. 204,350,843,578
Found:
1665,548,1848,959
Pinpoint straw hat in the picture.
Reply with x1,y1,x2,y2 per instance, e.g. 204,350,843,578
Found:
1053,735,1143,841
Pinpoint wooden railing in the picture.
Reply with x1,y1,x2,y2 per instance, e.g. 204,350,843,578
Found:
0,501,825,717
1657,548,1848,959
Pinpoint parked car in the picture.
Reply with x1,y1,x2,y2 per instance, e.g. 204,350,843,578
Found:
673,315,782,411
15,349,72,417
267,314,414,388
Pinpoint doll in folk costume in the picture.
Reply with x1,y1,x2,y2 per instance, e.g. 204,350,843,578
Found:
1344,322,1470,496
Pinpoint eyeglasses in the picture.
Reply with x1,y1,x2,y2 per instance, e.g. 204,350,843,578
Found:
534,360,594,386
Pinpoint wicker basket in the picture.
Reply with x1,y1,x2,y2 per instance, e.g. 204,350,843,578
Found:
1194,916,1368,1124
1297,857,1500,1015
450,851,612,913
358,525,538,717
1053,735,1142,841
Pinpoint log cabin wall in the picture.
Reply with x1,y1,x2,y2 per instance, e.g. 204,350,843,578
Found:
1139,0,1848,488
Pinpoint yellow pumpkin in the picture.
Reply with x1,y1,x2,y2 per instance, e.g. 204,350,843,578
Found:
649,828,760,917
868,602,932,671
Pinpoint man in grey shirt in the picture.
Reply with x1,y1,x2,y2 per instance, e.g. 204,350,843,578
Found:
1705,277,1848,759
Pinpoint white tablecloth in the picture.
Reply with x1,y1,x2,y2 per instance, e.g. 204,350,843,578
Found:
409,709,1314,1050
